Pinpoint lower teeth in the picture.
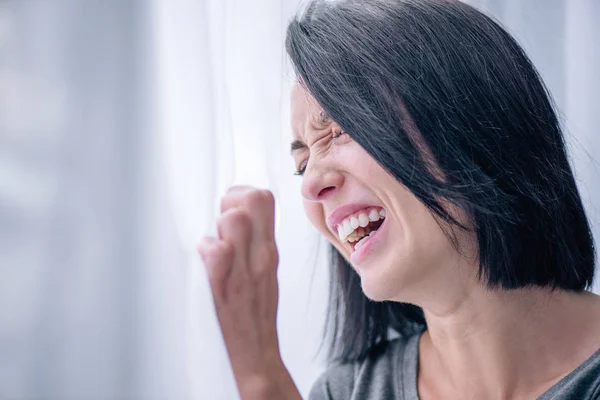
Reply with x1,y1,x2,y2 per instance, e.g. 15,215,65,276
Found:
354,230,376,251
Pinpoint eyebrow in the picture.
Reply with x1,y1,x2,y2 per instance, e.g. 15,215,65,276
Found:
290,139,308,154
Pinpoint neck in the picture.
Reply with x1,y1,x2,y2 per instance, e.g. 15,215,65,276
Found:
418,286,600,399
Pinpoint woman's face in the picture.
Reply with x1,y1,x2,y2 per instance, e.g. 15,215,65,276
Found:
290,84,475,302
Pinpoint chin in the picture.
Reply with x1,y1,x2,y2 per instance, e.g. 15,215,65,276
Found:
360,285,391,302
356,257,421,303
357,268,402,302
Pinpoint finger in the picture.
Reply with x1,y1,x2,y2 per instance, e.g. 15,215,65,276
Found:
220,185,255,213
221,186,276,243
197,236,219,261
197,236,234,298
241,191,278,275
244,189,276,243
217,208,253,271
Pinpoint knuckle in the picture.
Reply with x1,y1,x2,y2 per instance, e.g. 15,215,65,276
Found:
219,196,229,212
227,185,252,194
218,208,252,229
199,243,219,262
217,237,233,251
221,186,249,211
202,244,232,269
255,244,279,269
221,186,252,211
253,262,276,280
216,240,234,259
246,189,274,208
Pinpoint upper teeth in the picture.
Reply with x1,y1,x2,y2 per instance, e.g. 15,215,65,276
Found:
336,208,385,242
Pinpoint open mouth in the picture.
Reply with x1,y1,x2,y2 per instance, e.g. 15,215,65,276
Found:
335,207,386,252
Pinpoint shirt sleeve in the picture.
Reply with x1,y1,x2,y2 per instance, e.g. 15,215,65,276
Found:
308,363,357,400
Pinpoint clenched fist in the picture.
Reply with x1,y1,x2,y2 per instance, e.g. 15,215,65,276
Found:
198,186,301,399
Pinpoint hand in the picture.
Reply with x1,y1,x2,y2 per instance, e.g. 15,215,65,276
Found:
198,186,300,399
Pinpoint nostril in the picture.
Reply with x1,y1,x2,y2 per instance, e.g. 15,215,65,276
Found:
318,186,336,198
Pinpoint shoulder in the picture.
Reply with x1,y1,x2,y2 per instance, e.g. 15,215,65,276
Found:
307,361,357,400
308,332,421,400
539,346,600,400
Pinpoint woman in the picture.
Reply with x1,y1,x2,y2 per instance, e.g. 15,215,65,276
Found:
198,0,600,398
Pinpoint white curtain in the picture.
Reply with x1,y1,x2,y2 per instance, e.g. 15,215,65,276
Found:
0,1,190,398
0,1,598,399
152,0,328,398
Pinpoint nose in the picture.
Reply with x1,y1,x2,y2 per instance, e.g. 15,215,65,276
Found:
300,161,345,202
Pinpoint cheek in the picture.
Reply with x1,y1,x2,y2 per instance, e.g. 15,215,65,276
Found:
303,200,327,235
303,199,351,258
401,197,453,256
395,198,473,284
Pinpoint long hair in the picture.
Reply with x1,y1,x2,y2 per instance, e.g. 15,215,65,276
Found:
286,0,596,363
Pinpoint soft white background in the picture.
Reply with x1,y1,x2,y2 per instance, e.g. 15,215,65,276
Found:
0,0,598,399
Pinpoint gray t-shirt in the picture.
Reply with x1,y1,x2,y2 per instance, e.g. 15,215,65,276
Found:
309,331,600,399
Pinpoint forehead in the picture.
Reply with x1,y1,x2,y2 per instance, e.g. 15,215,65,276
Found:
290,83,322,140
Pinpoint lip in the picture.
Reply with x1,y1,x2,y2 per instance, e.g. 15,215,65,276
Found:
327,203,383,233
350,216,387,265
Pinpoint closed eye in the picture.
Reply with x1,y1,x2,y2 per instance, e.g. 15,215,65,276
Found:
293,130,348,176
332,129,348,140
294,159,308,176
